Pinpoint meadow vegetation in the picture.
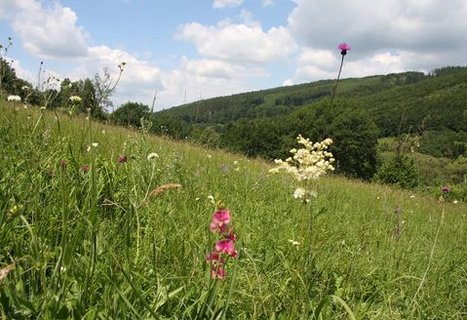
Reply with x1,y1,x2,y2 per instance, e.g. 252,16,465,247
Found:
1,101,466,319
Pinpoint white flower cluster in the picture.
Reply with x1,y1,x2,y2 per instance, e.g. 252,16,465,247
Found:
7,95,21,102
270,135,334,201
69,95,82,103
269,135,335,181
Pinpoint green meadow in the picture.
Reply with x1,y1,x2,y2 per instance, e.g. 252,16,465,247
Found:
1,101,466,319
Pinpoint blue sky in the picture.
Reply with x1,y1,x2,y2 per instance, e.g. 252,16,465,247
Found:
1,0,466,111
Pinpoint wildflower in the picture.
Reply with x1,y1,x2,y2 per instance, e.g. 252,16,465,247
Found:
206,251,224,266
210,209,231,233
92,142,98,147
207,195,215,205
330,42,351,108
206,204,238,280
21,85,30,91
205,252,226,279
80,165,90,173
7,95,21,102
288,239,300,246
293,187,306,199
338,42,351,55
69,95,82,103
215,239,238,258
147,152,159,160
117,155,128,163
441,185,450,193
453,200,458,204
410,195,416,199
150,183,182,196
270,135,334,200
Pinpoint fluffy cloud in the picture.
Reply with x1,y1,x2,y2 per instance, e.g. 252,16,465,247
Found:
213,0,244,8
177,21,297,64
71,46,162,107
288,0,467,55
1,0,89,58
284,0,467,84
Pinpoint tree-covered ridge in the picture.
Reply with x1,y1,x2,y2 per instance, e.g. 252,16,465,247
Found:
147,67,466,184
155,68,466,136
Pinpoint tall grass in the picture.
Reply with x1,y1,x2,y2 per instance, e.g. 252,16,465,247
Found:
1,101,466,319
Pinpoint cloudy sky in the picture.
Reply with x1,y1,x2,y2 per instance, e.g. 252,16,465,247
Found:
1,0,466,111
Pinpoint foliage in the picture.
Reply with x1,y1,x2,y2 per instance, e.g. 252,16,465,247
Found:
288,100,379,180
374,153,419,188
112,101,150,128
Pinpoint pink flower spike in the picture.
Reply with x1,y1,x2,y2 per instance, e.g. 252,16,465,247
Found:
227,230,237,242
206,251,224,264
210,265,226,279
210,209,231,233
338,42,351,55
215,239,237,258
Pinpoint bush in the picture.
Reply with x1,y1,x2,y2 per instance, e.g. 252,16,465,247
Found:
374,153,419,188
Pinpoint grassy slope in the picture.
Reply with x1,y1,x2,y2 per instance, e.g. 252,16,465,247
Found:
1,101,466,319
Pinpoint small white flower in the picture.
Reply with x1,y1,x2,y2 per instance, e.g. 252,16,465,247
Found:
69,95,82,103
207,154,212,159
288,239,300,246
233,160,238,165
92,142,98,147
293,188,306,199
147,152,159,160
7,95,21,102
207,195,215,204
453,200,458,204
410,195,416,199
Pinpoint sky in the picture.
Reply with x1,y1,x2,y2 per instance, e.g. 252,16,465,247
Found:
1,0,466,111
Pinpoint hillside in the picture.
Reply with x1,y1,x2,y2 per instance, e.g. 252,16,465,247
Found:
1,101,466,318
154,67,467,136
146,67,466,186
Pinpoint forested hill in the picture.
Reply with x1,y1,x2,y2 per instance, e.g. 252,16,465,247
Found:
154,66,467,137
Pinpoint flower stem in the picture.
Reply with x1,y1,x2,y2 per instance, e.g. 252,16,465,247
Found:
330,54,345,108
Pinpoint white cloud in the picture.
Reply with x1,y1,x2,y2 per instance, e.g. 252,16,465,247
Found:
262,0,274,7
213,0,244,8
288,0,467,55
1,0,89,59
177,21,297,64
285,0,467,83
158,60,251,108
10,58,36,84
73,46,162,107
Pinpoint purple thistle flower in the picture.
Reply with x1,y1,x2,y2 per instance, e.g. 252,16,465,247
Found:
441,185,450,193
338,42,351,55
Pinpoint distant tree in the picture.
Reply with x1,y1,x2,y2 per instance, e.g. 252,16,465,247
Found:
374,154,419,188
112,101,150,128
77,78,101,118
221,118,285,159
288,99,379,180
93,63,126,115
